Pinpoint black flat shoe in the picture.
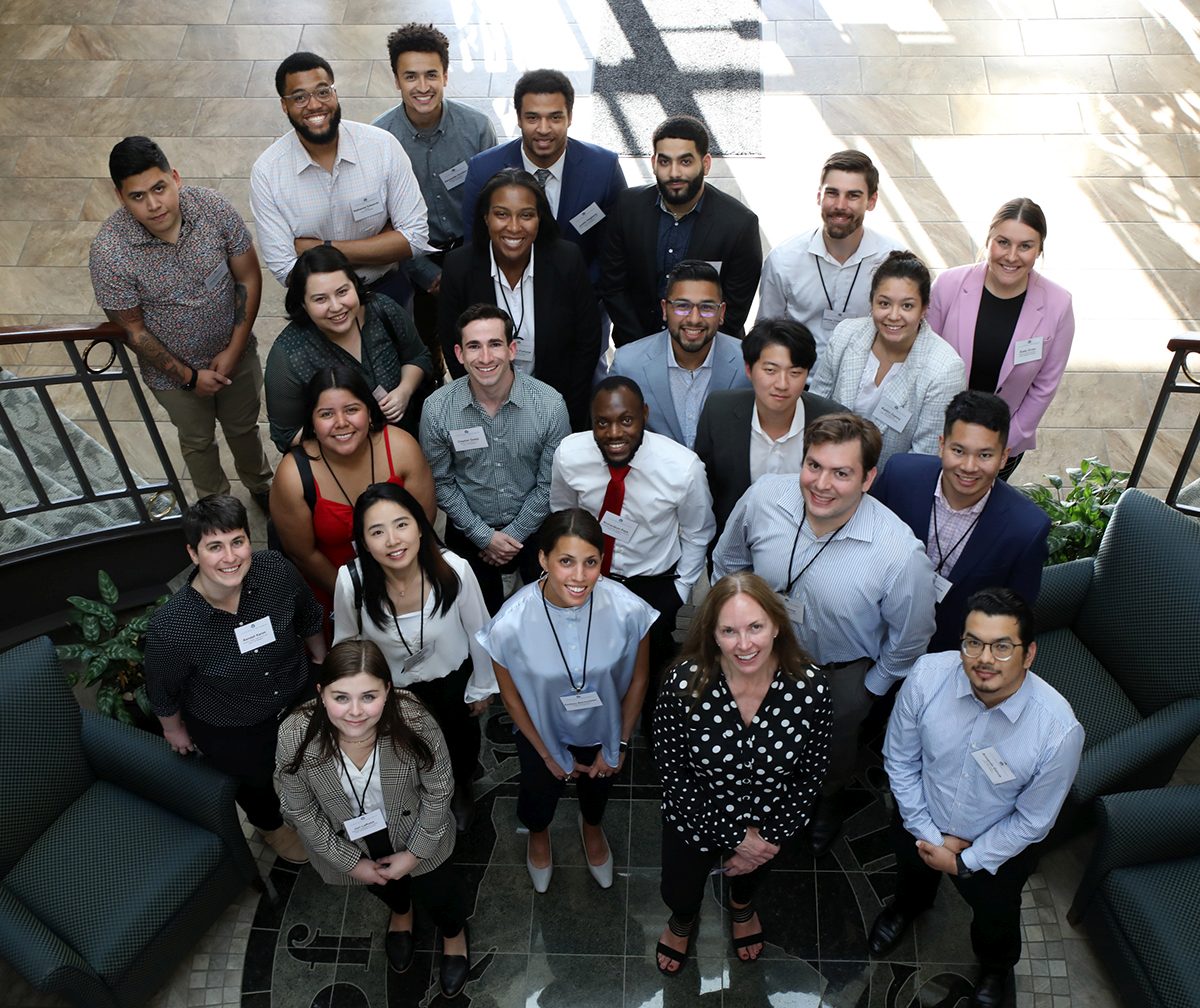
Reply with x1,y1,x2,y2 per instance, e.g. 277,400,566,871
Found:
970,967,1014,1008
452,784,475,834
385,929,415,973
806,794,843,857
440,925,470,998
867,905,912,957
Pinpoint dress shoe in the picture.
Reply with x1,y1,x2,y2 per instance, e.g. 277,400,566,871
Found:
806,794,843,857
526,834,553,893
452,783,475,833
439,925,470,998
385,930,415,973
578,813,613,888
970,967,1014,1008
867,904,913,956
261,824,309,864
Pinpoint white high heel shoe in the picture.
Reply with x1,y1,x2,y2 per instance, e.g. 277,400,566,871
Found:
579,813,613,889
526,833,553,893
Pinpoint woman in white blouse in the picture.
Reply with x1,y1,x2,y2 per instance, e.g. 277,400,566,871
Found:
810,250,965,471
653,573,832,974
333,482,497,832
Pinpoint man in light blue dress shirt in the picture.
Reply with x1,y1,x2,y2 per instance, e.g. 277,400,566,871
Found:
869,587,1083,1008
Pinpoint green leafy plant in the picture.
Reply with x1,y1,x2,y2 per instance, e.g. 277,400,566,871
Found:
56,570,167,724
1020,457,1130,565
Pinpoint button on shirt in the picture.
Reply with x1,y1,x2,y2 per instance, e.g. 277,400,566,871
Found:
748,400,807,481
420,369,570,549
250,119,432,285
89,186,253,390
656,192,704,298
712,475,936,694
927,478,992,576
884,650,1083,874
490,245,536,373
550,430,716,601
145,550,323,726
522,148,564,216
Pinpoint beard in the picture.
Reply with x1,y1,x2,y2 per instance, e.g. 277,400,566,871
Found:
657,172,704,207
822,208,863,240
290,102,342,146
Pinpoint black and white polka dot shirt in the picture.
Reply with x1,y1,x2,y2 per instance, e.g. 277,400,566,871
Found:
654,659,833,852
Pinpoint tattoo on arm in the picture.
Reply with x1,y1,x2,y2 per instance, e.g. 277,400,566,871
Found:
233,283,247,326
104,306,186,381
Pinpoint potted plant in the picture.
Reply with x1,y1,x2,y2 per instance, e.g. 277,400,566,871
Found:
56,570,167,729
1020,457,1130,566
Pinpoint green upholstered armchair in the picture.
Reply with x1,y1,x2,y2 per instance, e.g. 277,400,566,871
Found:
1032,488,1200,838
1067,786,1200,1008
0,636,258,1008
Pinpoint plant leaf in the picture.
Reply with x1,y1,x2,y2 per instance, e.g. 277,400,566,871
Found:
134,684,154,719
81,614,100,643
67,595,109,618
98,570,119,606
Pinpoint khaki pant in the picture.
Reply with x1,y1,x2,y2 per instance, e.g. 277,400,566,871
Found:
151,346,273,499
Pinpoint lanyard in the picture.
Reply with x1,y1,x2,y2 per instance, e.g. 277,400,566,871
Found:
318,434,375,506
785,511,847,594
388,570,425,655
930,503,983,575
541,579,593,693
496,271,527,339
814,255,863,314
336,739,379,816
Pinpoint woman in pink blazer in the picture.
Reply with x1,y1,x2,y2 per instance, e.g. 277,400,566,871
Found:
926,198,1074,480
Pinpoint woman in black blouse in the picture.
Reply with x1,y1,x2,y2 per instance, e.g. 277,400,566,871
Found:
652,572,832,974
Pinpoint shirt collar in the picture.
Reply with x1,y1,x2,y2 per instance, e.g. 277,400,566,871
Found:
934,474,993,517
750,399,806,442
805,224,883,267
289,123,349,175
488,243,535,287
799,492,876,544
663,331,715,371
402,102,447,137
656,189,706,222
954,666,1033,723
521,147,565,180
467,365,530,412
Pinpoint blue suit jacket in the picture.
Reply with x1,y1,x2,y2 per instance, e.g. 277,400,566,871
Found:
609,332,751,447
459,137,626,278
870,452,1050,653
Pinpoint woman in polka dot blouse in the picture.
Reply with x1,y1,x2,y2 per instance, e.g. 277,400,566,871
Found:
652,572,833,974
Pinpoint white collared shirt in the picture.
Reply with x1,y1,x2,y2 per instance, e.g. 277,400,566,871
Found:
335,741,386,816
521,148,565,216
749,398,807,481
489,245,536,373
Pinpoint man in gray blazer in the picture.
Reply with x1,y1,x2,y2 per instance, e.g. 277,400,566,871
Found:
609,259,750,449
695,318,846,537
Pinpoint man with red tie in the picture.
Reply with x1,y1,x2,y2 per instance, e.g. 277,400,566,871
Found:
550,376,715,742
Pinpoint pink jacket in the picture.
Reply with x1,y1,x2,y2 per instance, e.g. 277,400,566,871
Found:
926,262,1074,455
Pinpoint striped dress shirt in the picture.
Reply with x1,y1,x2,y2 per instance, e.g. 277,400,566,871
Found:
419,369,569,549
926,479,991,576
712,474,936,694
884,650,1083,874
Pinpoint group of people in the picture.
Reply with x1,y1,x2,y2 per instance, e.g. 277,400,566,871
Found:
91,21,1085,1008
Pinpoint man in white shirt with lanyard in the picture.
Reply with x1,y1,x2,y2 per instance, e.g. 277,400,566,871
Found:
756,150,902,363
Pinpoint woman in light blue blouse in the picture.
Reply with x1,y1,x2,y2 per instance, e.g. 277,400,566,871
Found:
477,509,657,894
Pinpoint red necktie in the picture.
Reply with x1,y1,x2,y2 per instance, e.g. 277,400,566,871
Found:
598,464,630,575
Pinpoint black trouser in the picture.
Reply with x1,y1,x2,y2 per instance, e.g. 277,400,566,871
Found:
660,822,771,922
187,713,285,831
608,569,683,745
406,659,481,790
818,657,875,795
361,828,465,937
889,813,1038,972
444,522,543,616
998,451,1024,483
514,731,614,832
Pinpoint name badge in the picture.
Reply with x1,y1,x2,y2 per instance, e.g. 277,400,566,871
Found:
450,426,488,451
344,807,387,841
514,337,534,364
821,308,846,331
779,592,804,625
705,260,723,274
234,616,275,654
569,201,605,235
1013,336,1043,365
372,384,388,402
874,398,913,432
204,259,230,291
600,510,638,546
351,193,385,222
560,690,603,711
933,573,953,603
439,160,468,190
972,746,1017,785
399,644,431,677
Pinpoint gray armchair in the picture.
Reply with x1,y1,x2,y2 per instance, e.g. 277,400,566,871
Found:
1032,488,1200,838
0,636,257,1008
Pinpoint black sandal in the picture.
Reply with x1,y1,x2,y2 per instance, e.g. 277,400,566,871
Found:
730,901,764,962
655,914,696,975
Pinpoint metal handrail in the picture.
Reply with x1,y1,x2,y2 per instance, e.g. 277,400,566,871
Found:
1128,337,1200,518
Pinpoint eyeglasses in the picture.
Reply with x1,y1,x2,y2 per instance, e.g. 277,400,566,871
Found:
960,636,1019,661
666,299,722,318
284,84,336,108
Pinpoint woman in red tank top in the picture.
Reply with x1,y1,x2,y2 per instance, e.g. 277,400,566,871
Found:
270,366,435,625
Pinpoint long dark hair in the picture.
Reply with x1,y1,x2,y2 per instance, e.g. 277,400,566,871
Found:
282,638,434,774
352,482,460,628
472,167,560,248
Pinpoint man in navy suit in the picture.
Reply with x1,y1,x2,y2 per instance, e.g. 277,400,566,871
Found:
609,260,751,450
870,390,1050,653
459,68,625,280
600,115,761,347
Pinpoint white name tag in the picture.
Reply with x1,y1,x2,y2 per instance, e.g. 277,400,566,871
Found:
399,644,432,677
569,201,605,235
514,337,534,363
874,398,913,432
234,616,275,654
600,510,638,546
372,384,388,402
1013,336,1043,365
933,573,953,603
450,426,488,451
204,259,230,291
821,308,846,331
344,806,387,841
351,193,385,222
560,690,603,711
972,746,1017,785
780,592,804,626
706,260,723,274
439,160,469,190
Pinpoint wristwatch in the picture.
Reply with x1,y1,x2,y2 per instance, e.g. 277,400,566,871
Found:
955,852,975,878
180,366,197,392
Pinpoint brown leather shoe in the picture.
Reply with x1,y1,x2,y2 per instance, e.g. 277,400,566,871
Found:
262,824,309,864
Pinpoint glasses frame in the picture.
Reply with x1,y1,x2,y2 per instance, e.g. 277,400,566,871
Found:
666,298,722,319
284,84,337,108
960,635,1020,662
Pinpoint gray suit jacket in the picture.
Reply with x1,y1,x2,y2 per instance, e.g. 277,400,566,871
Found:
609,331,751,446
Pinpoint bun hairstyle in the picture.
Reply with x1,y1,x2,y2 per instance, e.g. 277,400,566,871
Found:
869,249,931,308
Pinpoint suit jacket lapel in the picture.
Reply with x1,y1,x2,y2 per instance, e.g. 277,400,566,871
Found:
728,392,754,491
948,483,1007,581
643,338,682,442
995,271,1047,389
557,138,583,227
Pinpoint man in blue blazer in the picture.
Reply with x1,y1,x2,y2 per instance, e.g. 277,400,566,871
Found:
609,260,750,449
459,68,625,280
870,390,1050,653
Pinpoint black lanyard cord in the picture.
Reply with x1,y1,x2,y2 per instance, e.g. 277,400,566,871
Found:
785,508,847,595
814,255,863,314
387,569,425,655
930,504,983,575
336,739,379,817
541,579,593,693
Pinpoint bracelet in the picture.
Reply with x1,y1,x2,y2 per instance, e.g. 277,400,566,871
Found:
619,739,630,752
180,366,197,392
